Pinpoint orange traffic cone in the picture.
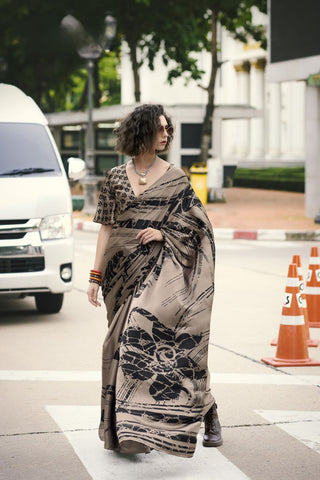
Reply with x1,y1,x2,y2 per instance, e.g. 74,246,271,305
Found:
270,255,319,347
305,246,320,328
262,263,320,367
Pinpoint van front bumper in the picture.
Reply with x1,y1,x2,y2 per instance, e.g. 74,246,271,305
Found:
0,236,74,295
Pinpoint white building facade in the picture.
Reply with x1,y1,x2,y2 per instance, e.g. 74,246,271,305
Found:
267,0,320,219
120,9,305,178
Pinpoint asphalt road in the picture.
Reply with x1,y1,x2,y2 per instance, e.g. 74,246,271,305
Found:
0,232,319,480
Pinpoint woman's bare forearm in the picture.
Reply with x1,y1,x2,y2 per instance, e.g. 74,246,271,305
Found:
93,224,113,271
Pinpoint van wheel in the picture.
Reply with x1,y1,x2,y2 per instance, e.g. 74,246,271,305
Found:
35,293,64,314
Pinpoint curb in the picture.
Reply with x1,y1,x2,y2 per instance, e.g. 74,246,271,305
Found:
73,219,320,241
214,229,320,241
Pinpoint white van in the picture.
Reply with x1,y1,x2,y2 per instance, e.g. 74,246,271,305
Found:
0,84,84,313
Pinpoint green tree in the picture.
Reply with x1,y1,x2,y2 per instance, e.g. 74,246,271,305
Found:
0,0,267,127
106,0,150,102
0,0,78,110
139,1,210,85
62,53,120,112
96,0,212,103
0,0,120,111
114,0,211,102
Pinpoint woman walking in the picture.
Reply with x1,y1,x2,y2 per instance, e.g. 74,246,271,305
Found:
87,104,222,457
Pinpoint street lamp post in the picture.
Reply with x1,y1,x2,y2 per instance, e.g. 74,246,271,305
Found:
77,45,102,213
61,14,116,213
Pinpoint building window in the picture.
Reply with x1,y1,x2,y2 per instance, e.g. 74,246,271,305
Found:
181,123,211,149
61,129,81,150
95,155,119,176
95,128,116,150
181,123,201,149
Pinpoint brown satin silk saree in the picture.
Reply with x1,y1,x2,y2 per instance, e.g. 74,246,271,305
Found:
93,163,215,457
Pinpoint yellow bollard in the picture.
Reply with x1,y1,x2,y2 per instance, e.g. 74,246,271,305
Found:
189,163,208,205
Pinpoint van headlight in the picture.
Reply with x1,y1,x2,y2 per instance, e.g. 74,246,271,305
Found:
39,214,72,240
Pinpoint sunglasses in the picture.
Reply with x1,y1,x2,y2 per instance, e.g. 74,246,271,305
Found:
159,124,174,136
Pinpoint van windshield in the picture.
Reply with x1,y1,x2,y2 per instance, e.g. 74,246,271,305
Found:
0,123,62,176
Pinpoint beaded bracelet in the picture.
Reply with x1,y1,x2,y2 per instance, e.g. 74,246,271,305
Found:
89,269,102,286
90,273,101,279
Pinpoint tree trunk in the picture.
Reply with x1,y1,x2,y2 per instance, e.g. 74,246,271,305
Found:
127,37,141,103
199,10,219,164
79,78,88,111
93,60,101,108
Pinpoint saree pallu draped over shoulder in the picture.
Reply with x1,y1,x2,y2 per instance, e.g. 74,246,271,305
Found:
93,164,216,458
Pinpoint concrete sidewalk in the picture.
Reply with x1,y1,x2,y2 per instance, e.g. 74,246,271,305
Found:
73,187,320,241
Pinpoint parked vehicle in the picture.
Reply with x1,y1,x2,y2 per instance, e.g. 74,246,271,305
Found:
0,84,85,313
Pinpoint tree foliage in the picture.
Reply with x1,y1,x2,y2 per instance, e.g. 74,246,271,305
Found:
219,0,267,49
139,1,210,85
0,0,120,111
0,0,267,165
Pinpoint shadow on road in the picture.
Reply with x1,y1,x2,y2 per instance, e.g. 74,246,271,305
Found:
0,297,60,324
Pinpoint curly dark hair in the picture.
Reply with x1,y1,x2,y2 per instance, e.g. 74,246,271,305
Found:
114,104,173,157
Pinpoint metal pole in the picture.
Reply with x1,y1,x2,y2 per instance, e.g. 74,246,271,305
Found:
86,59,94,175
83,59,97,213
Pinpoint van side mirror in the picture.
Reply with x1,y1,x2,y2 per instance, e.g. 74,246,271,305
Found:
67,157,86,181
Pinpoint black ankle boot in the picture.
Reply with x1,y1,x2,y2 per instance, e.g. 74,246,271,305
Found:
202,402,223,447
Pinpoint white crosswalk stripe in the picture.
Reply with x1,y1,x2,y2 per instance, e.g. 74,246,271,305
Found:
45,405,320,480
46,405,250,480
2,369,319,478
255,410,320,454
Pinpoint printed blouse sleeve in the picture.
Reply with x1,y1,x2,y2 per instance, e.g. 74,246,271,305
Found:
93,170,116,225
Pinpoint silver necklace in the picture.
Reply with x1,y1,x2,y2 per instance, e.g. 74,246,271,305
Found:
132,156,157,185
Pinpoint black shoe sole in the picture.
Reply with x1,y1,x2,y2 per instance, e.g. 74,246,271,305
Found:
202,439,223,447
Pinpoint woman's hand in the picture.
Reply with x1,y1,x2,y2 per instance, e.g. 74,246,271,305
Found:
136,227,163,245
87,282,101,307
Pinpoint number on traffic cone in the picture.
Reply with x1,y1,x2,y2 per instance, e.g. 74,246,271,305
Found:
293,254,319,346
262,263,320,367
305,246,320,328
270,255,319,347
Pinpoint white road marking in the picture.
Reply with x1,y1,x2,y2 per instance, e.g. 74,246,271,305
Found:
46,405,250,480
1,371,319,386
0,370,100,381
212,373,320,386
255,410,320,454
